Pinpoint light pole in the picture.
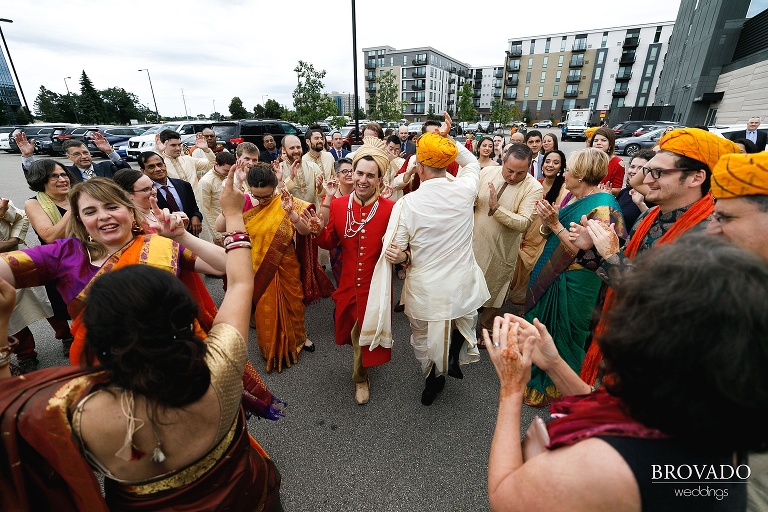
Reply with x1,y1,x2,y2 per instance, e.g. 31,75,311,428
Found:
63,76,79,123
0,19,29,112
138,69,160,123
351,0,360,136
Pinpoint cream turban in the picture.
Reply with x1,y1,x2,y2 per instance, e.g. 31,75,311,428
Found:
658,128,740,171
711,152,768,199
351,136,389,176
415,132,458,169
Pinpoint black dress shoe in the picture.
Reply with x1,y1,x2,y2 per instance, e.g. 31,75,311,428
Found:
303,341,316,352
421,366,446,406
393,303,405,313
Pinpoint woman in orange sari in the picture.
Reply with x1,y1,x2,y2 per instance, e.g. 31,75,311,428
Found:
236,163,333,373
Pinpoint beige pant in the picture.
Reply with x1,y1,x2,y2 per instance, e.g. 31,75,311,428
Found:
407,312,480,378
350,323,368,383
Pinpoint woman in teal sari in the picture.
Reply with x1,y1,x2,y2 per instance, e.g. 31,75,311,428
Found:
523,148,627,406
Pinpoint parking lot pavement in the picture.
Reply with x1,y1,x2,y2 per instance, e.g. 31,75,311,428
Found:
0,150,546,511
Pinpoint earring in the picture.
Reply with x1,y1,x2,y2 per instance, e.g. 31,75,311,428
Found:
131,221,141,234
88,235,93,242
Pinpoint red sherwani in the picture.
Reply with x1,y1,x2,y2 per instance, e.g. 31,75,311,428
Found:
396,154,459,193
315,195,395,367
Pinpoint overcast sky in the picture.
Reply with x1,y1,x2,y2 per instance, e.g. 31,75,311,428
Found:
1,0,684,120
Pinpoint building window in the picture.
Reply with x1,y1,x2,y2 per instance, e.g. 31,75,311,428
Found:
649,46,659,60
555,70,562,82
542,56,548,68
597,52,605,65
640,80,650,94
529,40,536,54
526,72,531,84
594,68,602,80
645,63,653,77
558,55,564,67
553,85,559,97
540,72,546,83
524,86,529,98
538,86,544,97
637,96,647,107
591,82,599,95
536,100,542,111
601,32,608,48
528,58,533,69
545,38,551,53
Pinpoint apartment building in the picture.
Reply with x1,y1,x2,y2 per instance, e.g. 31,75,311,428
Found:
329,91,359,117
467,65,505,120
362,46,470,122
502,22,675,125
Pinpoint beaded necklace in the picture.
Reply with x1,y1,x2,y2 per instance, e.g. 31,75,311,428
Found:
344,193,378,238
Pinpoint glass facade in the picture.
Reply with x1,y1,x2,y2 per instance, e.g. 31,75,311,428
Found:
0,48,22,120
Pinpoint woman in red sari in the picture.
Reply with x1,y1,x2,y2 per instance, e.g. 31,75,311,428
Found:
0,169,283,511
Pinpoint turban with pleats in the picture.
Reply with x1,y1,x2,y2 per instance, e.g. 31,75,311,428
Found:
352,136,390,176
415,132,458,169
658,128,740,171
711,152,768,199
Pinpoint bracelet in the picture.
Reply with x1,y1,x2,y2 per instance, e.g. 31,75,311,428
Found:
222,233,250,246
554,226,566,237
401,252,411,267
538,225,552,237
225,241,252,253
0,336,19,367
223,230,247,237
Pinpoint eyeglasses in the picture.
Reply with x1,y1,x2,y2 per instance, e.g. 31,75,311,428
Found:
133,186,154,194
640,166,692,179
68,151,90,158
337,169,354,175
49,172,69,181
250,193,274,202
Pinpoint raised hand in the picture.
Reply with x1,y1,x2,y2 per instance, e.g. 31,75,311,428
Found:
289,160,300,180
280,188,294,213
324,178,338,198
271,158,283,183
91,131,113,154
15,132,35,158
380,185,393,199
154,133,166,153
438,111,452,137
315,172,324,191
149,196,187,238
534,200,559,230
302,209,324,235
488,182,499,211
195,132,207,150
220,165,246,216
596,182,611,192
629,188,646,207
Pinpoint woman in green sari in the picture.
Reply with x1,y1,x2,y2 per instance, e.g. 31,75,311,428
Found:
523,148,627,406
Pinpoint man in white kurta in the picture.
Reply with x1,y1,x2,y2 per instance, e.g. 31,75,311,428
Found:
374,128,490,405
473,144,542,333
280,135,324,207
302,127,336,182
158,130,215,186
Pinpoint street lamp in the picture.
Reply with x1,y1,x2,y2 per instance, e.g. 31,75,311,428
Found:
138,69,160,123
63,76,79,123
0,19,29,112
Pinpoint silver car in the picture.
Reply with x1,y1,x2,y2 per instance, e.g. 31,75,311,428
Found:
614,128,665,156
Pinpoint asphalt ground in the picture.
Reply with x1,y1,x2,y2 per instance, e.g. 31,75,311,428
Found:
0,135,596,511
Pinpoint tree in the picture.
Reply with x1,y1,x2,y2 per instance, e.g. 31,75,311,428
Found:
15,106,33,124
100,87,152,124
373,71,406,123
328,116,347,130
523,106,532,124
0,101,9,125
253,104,265,119
33,86,64,122
490,99,515,128
292,60,338,125
228,97,249,119
78,71,105,124
264,99,283,119
210,111,223,121
456,81,477,123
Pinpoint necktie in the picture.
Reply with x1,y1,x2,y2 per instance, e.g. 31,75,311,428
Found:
529,160,535,176
82,168,94,180
402,142,406,152
161,186,181,212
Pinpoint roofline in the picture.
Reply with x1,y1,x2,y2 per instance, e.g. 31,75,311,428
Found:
507,21,675,42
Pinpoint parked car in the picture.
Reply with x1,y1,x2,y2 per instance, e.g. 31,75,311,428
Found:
211,119,305,153
87,126,149,156
464,123,479,134
340,126,364,151
126,120,214,159
557,121,567,129
49,126,114,155
0,126,17,152
406,122,424,137
532,120,553,128
612,120,657,139
614,128,666,156
11,125,75,154
710,124,768,145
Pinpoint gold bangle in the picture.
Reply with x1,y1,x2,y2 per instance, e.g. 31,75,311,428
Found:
539,225,551,237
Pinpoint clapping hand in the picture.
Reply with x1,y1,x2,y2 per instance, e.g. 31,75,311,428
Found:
585,219,620,258
488,182,499,211
289,160,300,180
534,200,559,230
629,188,646,207
380,185,393,199
483,315,535,396
568,215,595,250
280,188,294,213
324,178,338,197
0,198,8,218
315,173,324,192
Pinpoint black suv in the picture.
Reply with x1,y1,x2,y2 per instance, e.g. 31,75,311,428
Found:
613,120,657,139
10,125,73,154
211,120,306,153
50,126,112,155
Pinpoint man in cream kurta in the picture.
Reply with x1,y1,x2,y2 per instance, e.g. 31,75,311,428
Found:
370,126,490,406
302,127,336,182
473,144,542,333
280,135,324,207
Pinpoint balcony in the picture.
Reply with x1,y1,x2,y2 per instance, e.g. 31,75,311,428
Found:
474,80,483,88
506,77,519,86
507,62,521,72
411,107,425,114
449,66,457,73
411,72,426,79
447,99,454,106
364,60,376,69
412,58,427,66
620,54,636,65
623,37,640,48
615,72,632,81
569,58,584,68
448,77,455,84
472,100,480,108
473,91,481,98
612,88,629,97
457,70,466,77
494,70,504,78
366,85,376,92
564,90,579,98
566,74,581,83
366,73,376,82
411,83,425,91
504,91,517,100
448,88,455,95
572,41,587,52
493,90,501,98
508,48,523,57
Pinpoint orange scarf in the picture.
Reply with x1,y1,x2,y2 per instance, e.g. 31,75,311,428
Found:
580,193,714,385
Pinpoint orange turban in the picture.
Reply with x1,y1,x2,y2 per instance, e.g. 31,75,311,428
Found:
658,128,740,171
352,136,390,176
711,152,768,199
415,132,458,169
584,126,598,140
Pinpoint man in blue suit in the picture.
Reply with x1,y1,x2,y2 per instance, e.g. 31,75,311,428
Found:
329,131,350,160
141,152,204,236
17,131,130,181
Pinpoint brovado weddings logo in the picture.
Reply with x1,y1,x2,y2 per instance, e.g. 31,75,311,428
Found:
651,464,750,502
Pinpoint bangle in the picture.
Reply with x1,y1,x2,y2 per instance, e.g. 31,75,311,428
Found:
222,233,250,246
225,241,252,253
401,252,411,266
0,336,19,367
223,230,247,237
290,214,299,224
554,226,566,237
539,225,552,237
